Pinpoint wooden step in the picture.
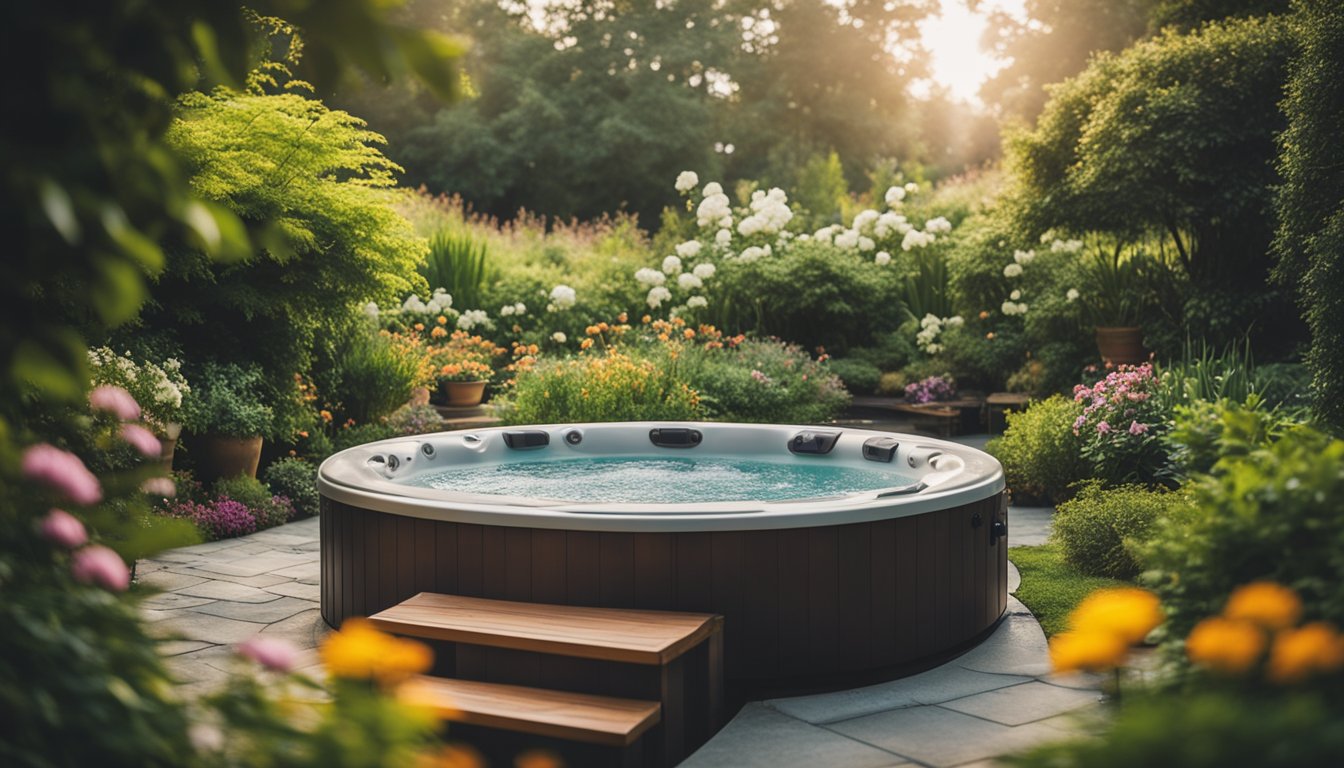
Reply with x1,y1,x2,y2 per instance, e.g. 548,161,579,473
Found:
403,675,661,747
368,592,722,665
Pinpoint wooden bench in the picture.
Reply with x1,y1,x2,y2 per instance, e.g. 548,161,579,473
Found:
369,593,724,766
888,403,962,437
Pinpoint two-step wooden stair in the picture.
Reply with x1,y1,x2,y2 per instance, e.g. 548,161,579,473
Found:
369,593,724,767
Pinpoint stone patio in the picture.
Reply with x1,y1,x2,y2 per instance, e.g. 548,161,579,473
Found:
135,437,1098,766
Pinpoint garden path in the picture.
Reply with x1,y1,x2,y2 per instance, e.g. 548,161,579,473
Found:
136,436,1094,766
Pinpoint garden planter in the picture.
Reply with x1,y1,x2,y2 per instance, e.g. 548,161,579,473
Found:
194,434,263,481
1095,326,1146,366
155,422,182,471
440,380,487,407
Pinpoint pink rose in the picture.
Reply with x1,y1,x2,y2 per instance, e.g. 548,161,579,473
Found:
89,385,141,421
40,508,88,549
1096,421,1111,434
237,636,299,672
140,477,177,497
21,444,102,505
1129,421,1149,435
71,545,130,591
120,423,161,458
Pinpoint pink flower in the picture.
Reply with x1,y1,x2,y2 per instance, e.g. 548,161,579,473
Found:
120,423,161,458
89,385,141,421
1096,421,1111,434
40,508,88,549
1129,421,1148,435
140,477,177,497
71,545,130,591
21,444,102,505
237,636,300,673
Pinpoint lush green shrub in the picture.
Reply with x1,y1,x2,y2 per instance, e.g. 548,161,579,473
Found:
213,475,292,529
988,395,1089,504
1052,482,1194,580
182,362,274,438
1142,426,1344,638
264,458,321,519
502,349,703,425
1073,363,1175,487
682,338,850,424
1164,395,1299,480
825,357,881,395
421,229,490,310
323,325,426,425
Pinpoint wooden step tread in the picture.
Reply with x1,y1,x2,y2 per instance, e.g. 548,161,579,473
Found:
403,675,661,747
369,592,722,665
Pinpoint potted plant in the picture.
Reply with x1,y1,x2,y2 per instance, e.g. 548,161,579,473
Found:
429,330,504,407
88,347,191,469
1078,247,1155,365
182,362,273,481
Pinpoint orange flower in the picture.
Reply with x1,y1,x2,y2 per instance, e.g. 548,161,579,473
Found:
580,338,594,350
430,326,448,338
412,744,484,768
617,312,628,323
1050,630,1129,673
414,323,425,331
642,314,651,324
1267,622,1344,684
319,410,333,423
1223,582,1302,630
978,310,990,320
436,315,448,325
320,618,433,687
1068,587,1164,644
1186,617,1265,674
683,329,696,339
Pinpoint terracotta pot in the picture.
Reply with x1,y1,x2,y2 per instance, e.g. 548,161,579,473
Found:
1095,326,1147,366
156,422,182,472
440,380,487,407
194,434,263,482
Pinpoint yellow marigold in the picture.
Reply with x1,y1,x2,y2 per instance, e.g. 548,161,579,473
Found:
1068,587,1164,644
1049,630,1130,673
1186,617,1266,674
642,314,651,324
430,326,448,338
414,323,425,331
436,315,448,325
1224,582,1302,630
1267,622,1344,684
320,618,433,687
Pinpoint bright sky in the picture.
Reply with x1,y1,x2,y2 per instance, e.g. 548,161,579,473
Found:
917,0,1026,105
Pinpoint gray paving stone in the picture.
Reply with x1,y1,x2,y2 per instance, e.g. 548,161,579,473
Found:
247,530,317,546
941,681,1100,726
164,645,241,684
828,705,1069,767
189,552,312,578
168,567,292,588
1007,560,1021,594
158,640,215,657
154,611,269,644
1041,671,1107,691
1006,506,1053,548
680,704,908,768
139,592,217,611
191,596,317,624
268,561,320,581
137,569,210,591
263,581,321,602
177,580,284,603
953,605,1051,678
260,608,329,651
769,665,1032,725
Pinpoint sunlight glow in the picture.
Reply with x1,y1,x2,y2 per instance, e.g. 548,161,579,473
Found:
916,0,1026,105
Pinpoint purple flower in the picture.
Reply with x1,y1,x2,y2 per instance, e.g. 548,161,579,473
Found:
1129,421,1148,435
71,545,130,591
40,508,88,549
191,499,257,539
237,636,300,672
120,423,161,458
89,385,141,421
1096,421,1111,434
21,444,102,505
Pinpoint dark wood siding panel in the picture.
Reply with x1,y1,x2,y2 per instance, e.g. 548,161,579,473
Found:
837,523,871,672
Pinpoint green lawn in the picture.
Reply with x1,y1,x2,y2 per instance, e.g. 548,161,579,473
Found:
1011,544,1129,636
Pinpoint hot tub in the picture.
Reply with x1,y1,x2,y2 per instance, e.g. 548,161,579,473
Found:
318,422,1008,689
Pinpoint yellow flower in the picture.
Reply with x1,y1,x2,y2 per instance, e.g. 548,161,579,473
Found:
1068,587,1164,644
436,315,448,325
412,744,484,768
1186,617,1266,674
320,618,433,687
1050,630,1130,673
1267,622,1344,684
431,326,448,338
1223,582,1302,630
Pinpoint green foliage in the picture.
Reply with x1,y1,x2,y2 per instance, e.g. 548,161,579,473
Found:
1142,426,1344,639
1008,544,1129,637
182,363,274,438
1148,0,1290,30
681,339,851,424
793,152,850,228
1052,482,1194,580
901,248,954,321
323,326,425,426
1163,395,1300,480
988,395,1089,504
1161,339,1260,404
422,229,489,310
501,350,703,424
1274,0,1344,434
1007,691,1344,768
263,458,321,519
213,475,291,529
827,358,882,395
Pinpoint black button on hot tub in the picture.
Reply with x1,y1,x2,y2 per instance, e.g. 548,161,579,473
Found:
788,430,841,455
565,430,583,445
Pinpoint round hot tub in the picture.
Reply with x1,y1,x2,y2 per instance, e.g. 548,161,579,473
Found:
318,422,1008,689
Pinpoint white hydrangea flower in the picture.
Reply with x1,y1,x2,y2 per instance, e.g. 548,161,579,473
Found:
678,273,703,290
737,187,793,236
686,295,708,309
1067,288,1080,302
401,294,427,313
921,313,942,329
662,255,682,274
739,246,766,262
696,193,732,228
675,171,699,193
1001,300,1018,315
513,302,527,315
635,267,666,286
874,251,892,266
813,226,835,244
362,301,380,319
431,288,453,308
715,228,732,246
675,240,703,258
1050,238,1084,253
549,284,577,309
852,209,880,233
924,216,952,234
834,229,860,250
1003,263,1024,278
945,315,964,327
646,286,672,308
702,181,723,197
884,186,906,206
925,343,943,355
858,236,875,251
902,229,935,251
1010,289,1022,301
1013,249,1036,265
904,182,919,194
500,304,515,316
456,309,493,330
552,331,567,343
692,262,716,279
1039,229,1057,244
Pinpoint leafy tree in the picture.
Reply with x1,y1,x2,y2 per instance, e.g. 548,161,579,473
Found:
1274,0,1344,432
1147,0,1289,30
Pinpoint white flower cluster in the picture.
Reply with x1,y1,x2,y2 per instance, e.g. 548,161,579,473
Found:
1003,263,1024,278
662,255,682,274
675,171,699,193
547,284,577,312
925,216,952,234
738,245,769,262
1013,249,1035,265
1050,238,1083,253
402,288,453,315
362,301,380,319
456,309,493,331
675,240,702,259
696,183,733,229
635,267,666,286
88,347,190,416
736,188,793,237
902,229,936,251
874,251,892,266
639,250,715,309
1067,288,1080,302
686,296,708,308
499,302,527,317
1001,300,1029,316
551,331,567,343
914,314,963,355
646,286,673,308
